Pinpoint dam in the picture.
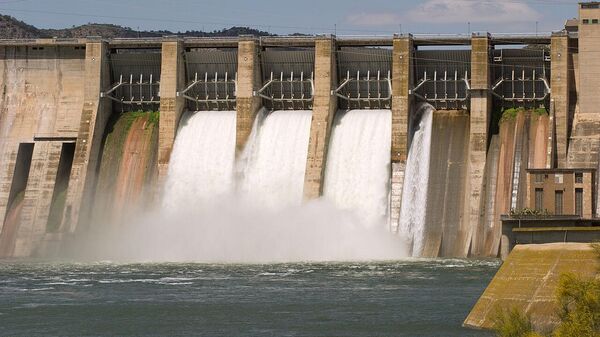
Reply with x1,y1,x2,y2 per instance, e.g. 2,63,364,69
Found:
0,20,593,259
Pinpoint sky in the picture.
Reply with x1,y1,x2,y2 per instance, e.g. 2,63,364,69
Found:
0,0,582,36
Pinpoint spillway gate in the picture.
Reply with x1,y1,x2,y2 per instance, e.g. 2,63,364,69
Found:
336,47,392,110
102,49,162,111
491,49,550,108
179,48,238,111
413,50,471,110
258,48,315,110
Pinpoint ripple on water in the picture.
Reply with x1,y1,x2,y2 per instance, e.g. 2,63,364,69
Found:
0,259,499,337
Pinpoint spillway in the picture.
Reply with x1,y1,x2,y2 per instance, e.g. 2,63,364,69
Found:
423,111,470,257
237,109,312,208
162,110,237,211
398,105,470,257
398,104,433,256
323,109,392,226
77,107,407,262
92,112,158,226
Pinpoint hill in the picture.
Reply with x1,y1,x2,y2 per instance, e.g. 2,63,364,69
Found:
0,14,275,39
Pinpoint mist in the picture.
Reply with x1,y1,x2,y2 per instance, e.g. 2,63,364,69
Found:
66,197,408,263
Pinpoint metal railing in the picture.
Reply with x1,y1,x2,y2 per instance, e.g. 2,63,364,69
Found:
491,68,551,103
178,71,237,111
334,70,392,109
256,71,314,110
101,73,160,105
411,68,470,110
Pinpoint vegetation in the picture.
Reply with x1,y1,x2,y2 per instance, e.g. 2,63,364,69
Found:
118,110,160,132
0,15,275,39
553,272,600,337
493,308,541,337
491,106,549,134
534,107,549,116
493,243,600,337
509,208,552,217
500,107,526,123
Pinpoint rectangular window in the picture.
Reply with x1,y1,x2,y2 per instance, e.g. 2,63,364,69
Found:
535,174,544,183
575,172,583,184
555,190,563,215
576,188,583,216
535,188,544,211
593,19,599,24
555,174,563,184
583,19,590,24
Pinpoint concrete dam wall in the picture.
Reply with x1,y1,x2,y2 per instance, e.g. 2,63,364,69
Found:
0,44,85,257
0,33,588,259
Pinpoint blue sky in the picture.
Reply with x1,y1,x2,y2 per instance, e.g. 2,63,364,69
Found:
0,0,582,35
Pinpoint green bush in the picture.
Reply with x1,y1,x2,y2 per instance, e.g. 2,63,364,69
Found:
553,273,600,337
493,243,600,337
509,208,552,217
534,107,548,116
493,308,538,337
497,107,548,126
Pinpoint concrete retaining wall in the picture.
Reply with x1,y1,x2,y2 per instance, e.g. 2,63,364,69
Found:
464,243,598,331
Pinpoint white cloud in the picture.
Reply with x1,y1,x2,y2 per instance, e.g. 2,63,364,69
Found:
405,0,541,24
345,13,403,26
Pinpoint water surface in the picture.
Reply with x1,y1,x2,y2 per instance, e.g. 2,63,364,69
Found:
0,259,498,336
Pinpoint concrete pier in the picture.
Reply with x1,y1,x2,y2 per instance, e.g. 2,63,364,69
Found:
389,35,413,230
61,40,109,233
551,32,570,168
235,36,262,154
303,36,337,200
466,34,491,257
157,39,185,187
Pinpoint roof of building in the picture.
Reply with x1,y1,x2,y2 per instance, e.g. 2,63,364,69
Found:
527,168,596,173
565,18,579,33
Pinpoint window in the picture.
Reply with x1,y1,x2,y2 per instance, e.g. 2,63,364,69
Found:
582,3,600,9
576,188,583,216
593,19,599,24
583,19,590,24
555,174,563,184
555,191,563,215
535,188,544,211
535,174,544,183
575,172,583,184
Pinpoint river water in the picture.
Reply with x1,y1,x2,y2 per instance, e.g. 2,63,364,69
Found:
0,259,497,336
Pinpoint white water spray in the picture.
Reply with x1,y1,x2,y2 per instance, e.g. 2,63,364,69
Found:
237,109,312,208
72,108,408,263
398,104,434,256
162,110,237,211
323,109,392,226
